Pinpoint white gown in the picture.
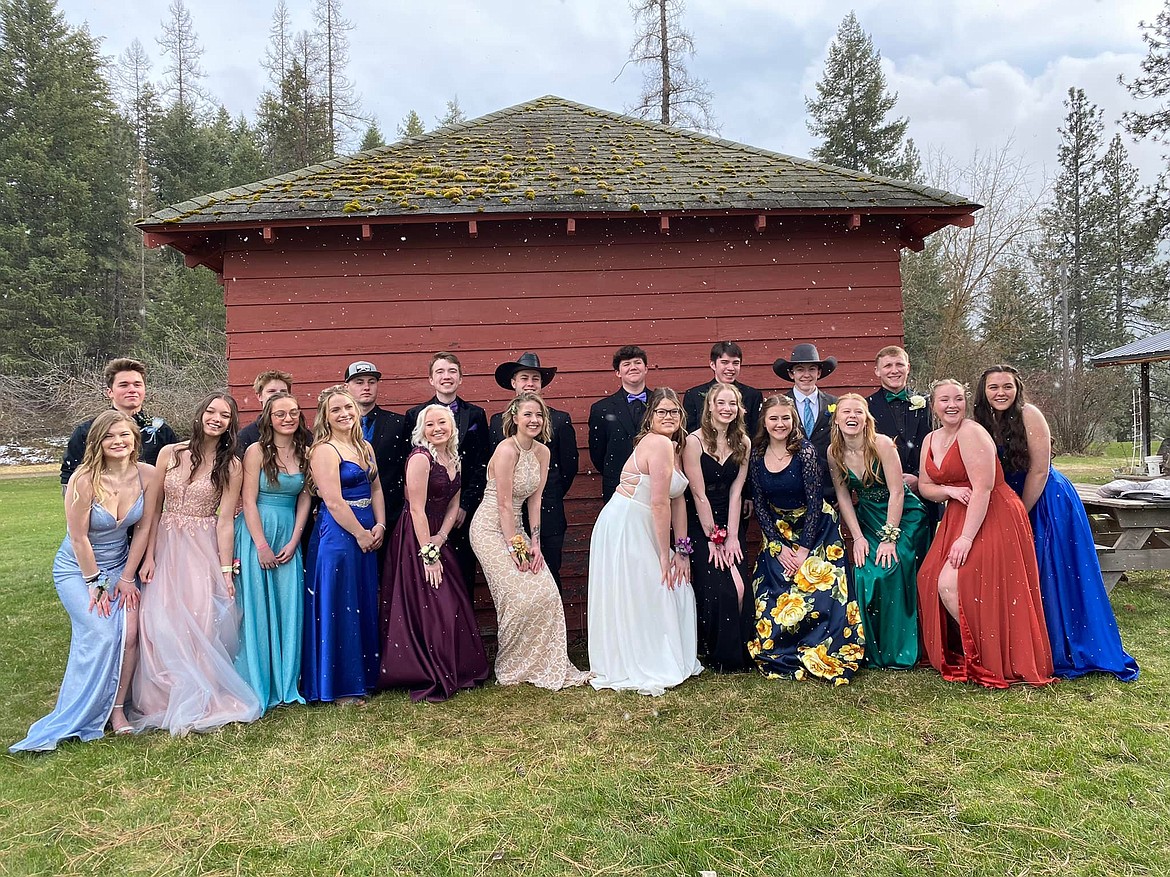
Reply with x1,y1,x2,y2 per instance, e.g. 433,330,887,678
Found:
587,455,702,696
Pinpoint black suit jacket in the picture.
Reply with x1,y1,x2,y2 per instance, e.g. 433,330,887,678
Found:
866,389,932,478
787,389,838,497
683,379,763,439
489,407,579,530
363,406,409,523
588,387,651,501
405,396,489,514
61,410,178,485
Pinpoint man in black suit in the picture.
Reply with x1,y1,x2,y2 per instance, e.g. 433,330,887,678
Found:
488,353,579,587
345,360,409,527
866,344,937,524
683,341,764,438
774,343,839,501
405,352,489,594
235,368,295,457
588,345,651,502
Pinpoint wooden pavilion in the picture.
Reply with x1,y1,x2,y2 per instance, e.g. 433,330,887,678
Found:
138,95,979,634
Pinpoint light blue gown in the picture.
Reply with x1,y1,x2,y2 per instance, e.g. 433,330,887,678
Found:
11,492,144,752
234,470,307,711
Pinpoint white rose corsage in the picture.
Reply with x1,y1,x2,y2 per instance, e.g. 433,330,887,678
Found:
909,395,926,411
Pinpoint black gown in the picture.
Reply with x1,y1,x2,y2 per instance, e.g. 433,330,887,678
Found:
686,451,752,672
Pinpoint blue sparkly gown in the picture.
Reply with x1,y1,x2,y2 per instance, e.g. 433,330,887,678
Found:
302,456,380,701
1004,464,1139,681
235,470,307,711
11,490,144,752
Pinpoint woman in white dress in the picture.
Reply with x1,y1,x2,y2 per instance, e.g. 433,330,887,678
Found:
588,387,702,696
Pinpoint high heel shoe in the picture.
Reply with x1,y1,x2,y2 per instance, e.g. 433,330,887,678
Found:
111,703,133,735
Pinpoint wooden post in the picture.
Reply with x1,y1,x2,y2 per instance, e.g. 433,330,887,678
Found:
1141,361,1152,458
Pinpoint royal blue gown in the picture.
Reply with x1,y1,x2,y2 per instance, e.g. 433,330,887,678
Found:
1004,465,1139,681
235,471,307,711
302,458,380,701
11,492,144,752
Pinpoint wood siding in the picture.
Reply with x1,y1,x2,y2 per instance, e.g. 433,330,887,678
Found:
220,214,908,636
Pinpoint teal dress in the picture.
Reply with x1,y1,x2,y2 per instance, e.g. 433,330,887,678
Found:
845,466,928,669
234,471,306,711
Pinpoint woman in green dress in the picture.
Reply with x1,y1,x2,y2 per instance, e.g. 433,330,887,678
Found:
235,391,312,711
828,393,928,669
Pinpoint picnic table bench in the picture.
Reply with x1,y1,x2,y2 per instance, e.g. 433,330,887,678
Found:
1074,483,1170,591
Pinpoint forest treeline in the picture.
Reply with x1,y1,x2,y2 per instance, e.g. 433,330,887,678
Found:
0,0,1167,448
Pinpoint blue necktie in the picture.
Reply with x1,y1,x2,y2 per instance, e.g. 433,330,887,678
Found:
802,398,815,437
361,413,374,442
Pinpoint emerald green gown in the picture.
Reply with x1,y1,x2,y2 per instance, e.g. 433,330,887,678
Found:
845,467,929,668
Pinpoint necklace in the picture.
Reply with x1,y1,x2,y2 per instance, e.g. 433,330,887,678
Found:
767,446,791,467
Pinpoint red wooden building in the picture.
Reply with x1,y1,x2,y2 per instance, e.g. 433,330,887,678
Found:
139,95,978,635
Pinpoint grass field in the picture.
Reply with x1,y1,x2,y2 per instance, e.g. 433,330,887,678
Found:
1,461,1168,877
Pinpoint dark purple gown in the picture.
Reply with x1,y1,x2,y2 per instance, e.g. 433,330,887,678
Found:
378,448,488,702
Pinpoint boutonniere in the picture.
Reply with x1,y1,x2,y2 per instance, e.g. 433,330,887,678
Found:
827,403,836,415
909,395,926,411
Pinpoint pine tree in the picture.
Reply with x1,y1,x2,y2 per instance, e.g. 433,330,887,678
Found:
805,12,913,178
621,0,717,132
0,0,134,367
396,110,425,139
263,0,293,89
359,120,385,150
157,0,207,113
311,0,361,154
436,96,466,128
256,55,331,173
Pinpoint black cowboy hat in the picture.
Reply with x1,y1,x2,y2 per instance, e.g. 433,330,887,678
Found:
772,343,838,381
494,352,557,390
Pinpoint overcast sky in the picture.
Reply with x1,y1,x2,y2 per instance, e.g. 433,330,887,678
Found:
56,0,1169,190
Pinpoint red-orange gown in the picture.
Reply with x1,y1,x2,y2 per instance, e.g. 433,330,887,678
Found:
916,438,1055,689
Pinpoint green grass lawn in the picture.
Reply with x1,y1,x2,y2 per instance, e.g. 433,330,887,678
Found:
1,469,1168,876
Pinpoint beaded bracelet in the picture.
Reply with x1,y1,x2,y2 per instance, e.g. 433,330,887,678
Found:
674,536,695,556
419,542,441,564
879,523,902,544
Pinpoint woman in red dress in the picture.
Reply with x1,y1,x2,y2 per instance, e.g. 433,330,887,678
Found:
916,379,1054,688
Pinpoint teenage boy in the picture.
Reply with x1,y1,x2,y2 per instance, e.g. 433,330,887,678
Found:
346,360,410,526
405,352,489,593
236,368,296,456
488,352,578,586
60,357,178,493
589,345,651,502
774,343,838,499
683,341,763,438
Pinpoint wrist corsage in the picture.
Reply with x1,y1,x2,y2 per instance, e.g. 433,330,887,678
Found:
85,570,110,597
674,536,695,556
509,534,532,565
708,526,728,546
419,542,441,564
879,523,902,544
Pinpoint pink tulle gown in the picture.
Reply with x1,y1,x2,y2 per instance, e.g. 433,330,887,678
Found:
131,462,260,735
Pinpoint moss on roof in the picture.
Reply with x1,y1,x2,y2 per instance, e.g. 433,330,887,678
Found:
141,95,974,227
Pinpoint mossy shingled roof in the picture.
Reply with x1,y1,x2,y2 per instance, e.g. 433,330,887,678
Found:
141,95,974,227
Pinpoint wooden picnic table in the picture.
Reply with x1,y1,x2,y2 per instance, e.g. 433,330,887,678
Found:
1074,483,1170,591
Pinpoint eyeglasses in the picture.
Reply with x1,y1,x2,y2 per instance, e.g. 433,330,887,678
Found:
653,408,682,419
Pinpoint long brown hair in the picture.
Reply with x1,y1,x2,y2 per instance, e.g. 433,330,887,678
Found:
634,388,687,450
753,395,803,458
72,410,141,506
827,393,881,488
973,365,1030,472
700,383,748,466
257,391,310,487
186,392,239,497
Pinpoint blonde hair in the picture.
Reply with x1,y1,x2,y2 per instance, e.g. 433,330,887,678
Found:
700,384,748,466
827,393,881,488
411,404,461,470
308,386,375,479
72,410,141,506
874,345,908,365
502,392,552,443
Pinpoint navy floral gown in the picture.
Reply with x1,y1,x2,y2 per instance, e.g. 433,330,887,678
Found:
748,441,864,685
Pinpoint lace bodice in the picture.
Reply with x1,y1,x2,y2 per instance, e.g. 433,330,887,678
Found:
751,441,825,549
482,443,541,529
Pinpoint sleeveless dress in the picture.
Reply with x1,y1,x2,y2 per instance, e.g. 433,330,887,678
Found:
845,465,929,669
685,448,752,672
302,454,380,702
917,439,1055,688
1003,464,1138,681
748,443,863,685
470,443,590,689
132,465,261,734
587,453,702,696
11,486,145,752
379,447,488,702
235,470,307,711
